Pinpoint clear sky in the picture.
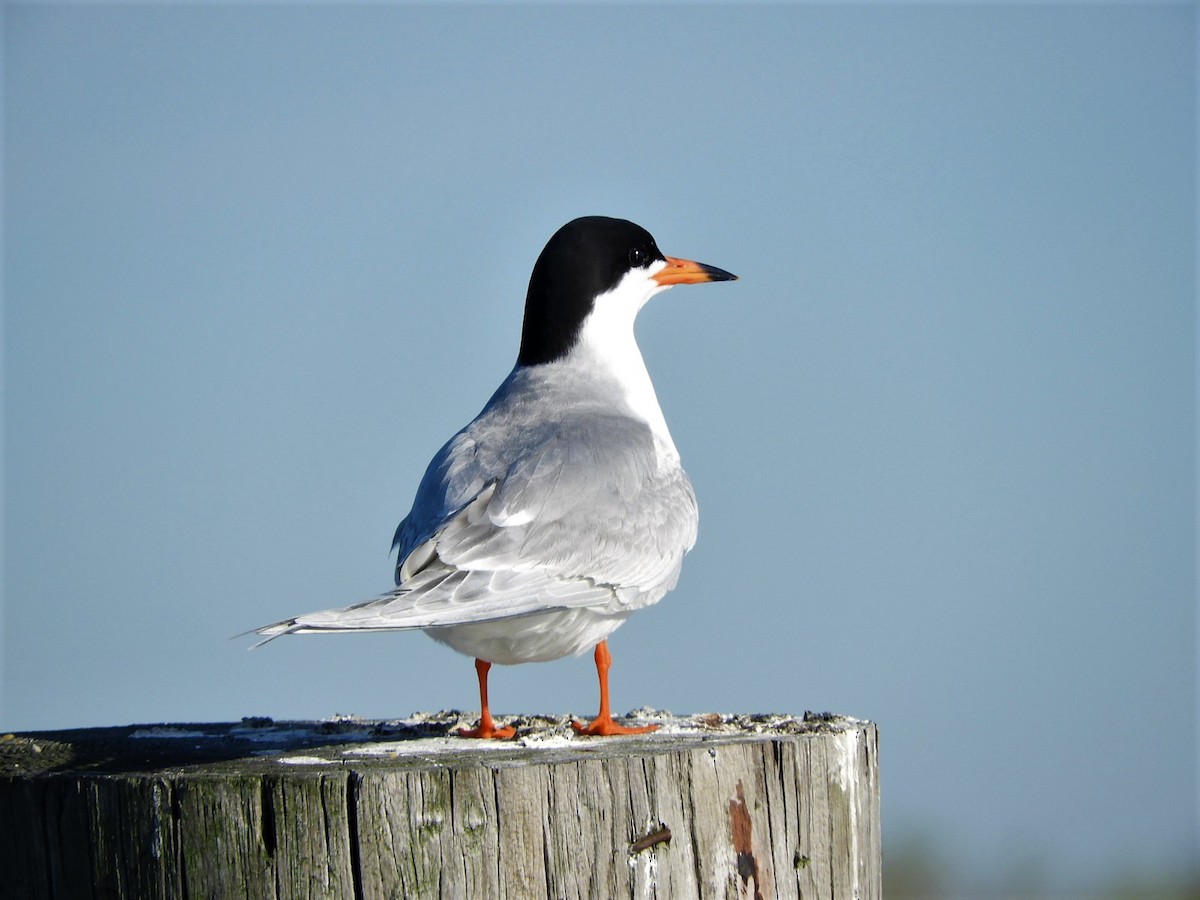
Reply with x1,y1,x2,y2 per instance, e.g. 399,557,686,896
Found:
4,4,1195,895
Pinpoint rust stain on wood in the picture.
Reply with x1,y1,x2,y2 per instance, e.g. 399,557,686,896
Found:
728,779,763,900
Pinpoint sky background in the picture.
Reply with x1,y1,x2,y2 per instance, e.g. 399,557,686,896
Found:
4,4,1195,896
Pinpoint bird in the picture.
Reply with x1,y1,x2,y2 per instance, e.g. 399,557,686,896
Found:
254,216,737,738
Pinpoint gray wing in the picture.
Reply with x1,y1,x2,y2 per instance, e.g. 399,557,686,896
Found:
434,414,697,593
255,409,697,641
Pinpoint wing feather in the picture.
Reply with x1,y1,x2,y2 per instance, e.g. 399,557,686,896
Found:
256,368,698,641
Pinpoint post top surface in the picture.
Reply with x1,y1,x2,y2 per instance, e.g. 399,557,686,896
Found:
3,711,874,779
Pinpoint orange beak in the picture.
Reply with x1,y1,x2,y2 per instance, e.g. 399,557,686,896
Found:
652,256,738,286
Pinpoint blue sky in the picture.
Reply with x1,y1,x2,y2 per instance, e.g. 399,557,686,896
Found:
4,4,1195,894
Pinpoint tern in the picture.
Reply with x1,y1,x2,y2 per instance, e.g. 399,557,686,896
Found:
255,216,737,737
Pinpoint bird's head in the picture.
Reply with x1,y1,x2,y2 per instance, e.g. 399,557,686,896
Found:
516,216,737,368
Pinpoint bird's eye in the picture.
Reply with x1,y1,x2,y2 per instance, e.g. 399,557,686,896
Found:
628,247,647,268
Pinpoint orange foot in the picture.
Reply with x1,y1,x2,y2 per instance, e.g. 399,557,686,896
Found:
458,720,516,740
571,715,659,737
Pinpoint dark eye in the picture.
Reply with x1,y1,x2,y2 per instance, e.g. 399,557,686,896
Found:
628,246,647,267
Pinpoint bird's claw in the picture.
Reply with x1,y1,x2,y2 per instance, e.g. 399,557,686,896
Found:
458,722,516,739
571,716,659,737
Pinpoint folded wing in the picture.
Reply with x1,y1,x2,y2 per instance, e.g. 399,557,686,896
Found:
255,408,697,643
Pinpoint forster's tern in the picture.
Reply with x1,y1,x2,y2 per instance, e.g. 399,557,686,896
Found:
255,216,737,737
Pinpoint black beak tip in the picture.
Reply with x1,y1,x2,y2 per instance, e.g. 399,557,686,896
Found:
703,263,739,282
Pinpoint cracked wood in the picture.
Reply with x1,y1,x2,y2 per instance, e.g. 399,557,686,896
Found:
1,714,880,899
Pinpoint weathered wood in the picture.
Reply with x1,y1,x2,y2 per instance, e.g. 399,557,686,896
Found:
1,711,880,899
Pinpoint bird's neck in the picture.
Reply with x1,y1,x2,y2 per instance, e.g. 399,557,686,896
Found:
567,318,679,461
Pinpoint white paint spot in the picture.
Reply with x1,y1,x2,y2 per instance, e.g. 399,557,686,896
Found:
130,727,211,739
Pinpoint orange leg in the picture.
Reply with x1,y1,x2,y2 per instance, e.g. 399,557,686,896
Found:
572,640,659,737
458,658,515,739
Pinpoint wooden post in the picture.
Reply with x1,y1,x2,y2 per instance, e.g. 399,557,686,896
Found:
1,711,879,899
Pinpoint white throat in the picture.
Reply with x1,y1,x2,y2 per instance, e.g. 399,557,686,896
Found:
567,265,679,458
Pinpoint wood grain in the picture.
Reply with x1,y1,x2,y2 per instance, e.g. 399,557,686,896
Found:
1,712,879,899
